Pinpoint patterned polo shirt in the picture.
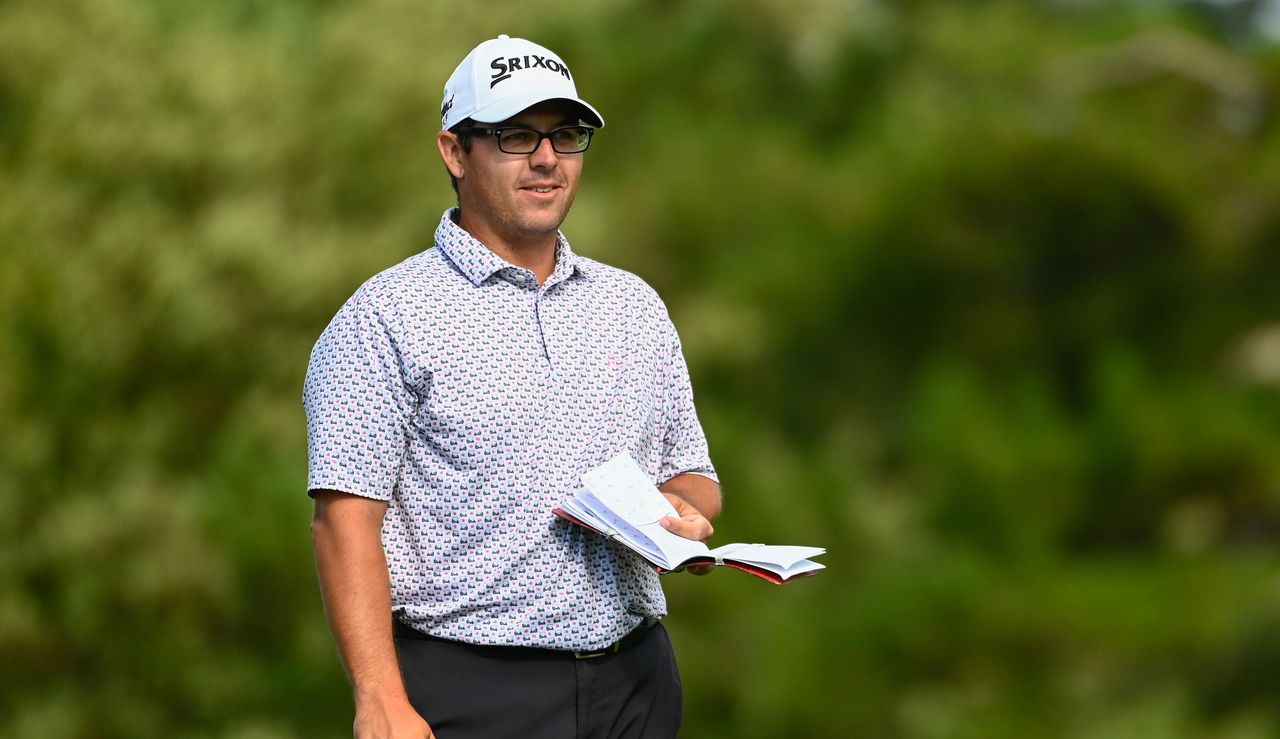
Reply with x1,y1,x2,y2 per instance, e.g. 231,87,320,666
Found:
304,208,717,650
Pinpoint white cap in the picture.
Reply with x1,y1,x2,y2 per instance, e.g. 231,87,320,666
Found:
440,34,605,132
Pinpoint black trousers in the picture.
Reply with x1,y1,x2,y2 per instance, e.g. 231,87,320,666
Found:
394,621,683,739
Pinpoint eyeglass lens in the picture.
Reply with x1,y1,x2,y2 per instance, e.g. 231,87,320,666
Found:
497,127,592,154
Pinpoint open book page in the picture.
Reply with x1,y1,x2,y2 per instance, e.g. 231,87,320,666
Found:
770,559,826,578
580,452,679,524
557,493,613,534
703,543,827,579
706,543,827,569
556,493,670,565
575,489,667,563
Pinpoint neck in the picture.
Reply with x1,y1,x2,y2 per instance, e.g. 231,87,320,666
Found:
456,209,558,285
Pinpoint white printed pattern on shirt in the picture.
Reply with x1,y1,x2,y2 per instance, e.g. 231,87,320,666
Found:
304,209,716,650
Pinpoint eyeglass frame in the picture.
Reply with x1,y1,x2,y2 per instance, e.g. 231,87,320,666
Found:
457,124,596,154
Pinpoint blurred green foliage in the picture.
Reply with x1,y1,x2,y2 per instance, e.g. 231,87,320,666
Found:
3,0,1280,736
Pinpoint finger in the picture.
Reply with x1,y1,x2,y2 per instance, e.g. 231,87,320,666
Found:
660,515,713,541
688,515,714,539
685,563,715,576
677,514,713,539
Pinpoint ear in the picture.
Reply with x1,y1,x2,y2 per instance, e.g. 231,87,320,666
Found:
437,130,467,180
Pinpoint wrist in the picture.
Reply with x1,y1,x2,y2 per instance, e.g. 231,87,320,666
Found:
353,682,411,711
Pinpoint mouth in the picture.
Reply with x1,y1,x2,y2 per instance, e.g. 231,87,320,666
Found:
520,183,562,196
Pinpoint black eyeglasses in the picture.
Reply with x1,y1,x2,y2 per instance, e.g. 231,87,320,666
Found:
461,125,595,154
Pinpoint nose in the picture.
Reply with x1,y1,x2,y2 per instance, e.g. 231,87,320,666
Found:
528,135,558,168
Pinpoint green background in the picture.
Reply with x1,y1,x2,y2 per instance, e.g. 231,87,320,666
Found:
3,0,1280,736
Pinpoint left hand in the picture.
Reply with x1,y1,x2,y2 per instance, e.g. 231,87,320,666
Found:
659,493,715,575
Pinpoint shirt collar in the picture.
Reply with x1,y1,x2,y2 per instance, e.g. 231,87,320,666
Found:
434,208,590,287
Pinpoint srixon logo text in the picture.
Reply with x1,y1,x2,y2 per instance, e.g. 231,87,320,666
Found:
490,55,572,88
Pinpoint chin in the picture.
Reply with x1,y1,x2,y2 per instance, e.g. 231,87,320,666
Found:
517,210,570,236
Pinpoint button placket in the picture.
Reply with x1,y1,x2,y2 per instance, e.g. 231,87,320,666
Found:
527,283,556,486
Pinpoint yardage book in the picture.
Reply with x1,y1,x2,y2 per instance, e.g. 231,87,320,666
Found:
554,452,826,584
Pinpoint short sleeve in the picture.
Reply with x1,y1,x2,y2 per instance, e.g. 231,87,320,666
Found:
656,319,718,485
303,288,416,501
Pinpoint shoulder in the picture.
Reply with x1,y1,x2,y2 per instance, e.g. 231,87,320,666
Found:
328,247,458,331
314,248,453,352
355,247,451,306
575,257,670,318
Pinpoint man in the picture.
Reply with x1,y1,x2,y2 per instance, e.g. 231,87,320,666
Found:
304,34,720,739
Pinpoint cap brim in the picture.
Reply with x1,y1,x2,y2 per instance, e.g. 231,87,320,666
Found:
470,92,605,128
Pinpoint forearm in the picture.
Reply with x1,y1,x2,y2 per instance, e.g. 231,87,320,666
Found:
659,472,722,521
311,494,406,707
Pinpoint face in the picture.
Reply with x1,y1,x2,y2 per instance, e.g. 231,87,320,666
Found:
438,100,586,249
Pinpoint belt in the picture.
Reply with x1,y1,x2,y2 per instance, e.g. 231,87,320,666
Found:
392,617,658,660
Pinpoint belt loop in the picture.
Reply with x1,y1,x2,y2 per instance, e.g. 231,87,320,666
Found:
572,618,654,660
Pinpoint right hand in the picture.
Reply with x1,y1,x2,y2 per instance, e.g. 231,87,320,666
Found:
659,493,716,575
354,700,434,739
